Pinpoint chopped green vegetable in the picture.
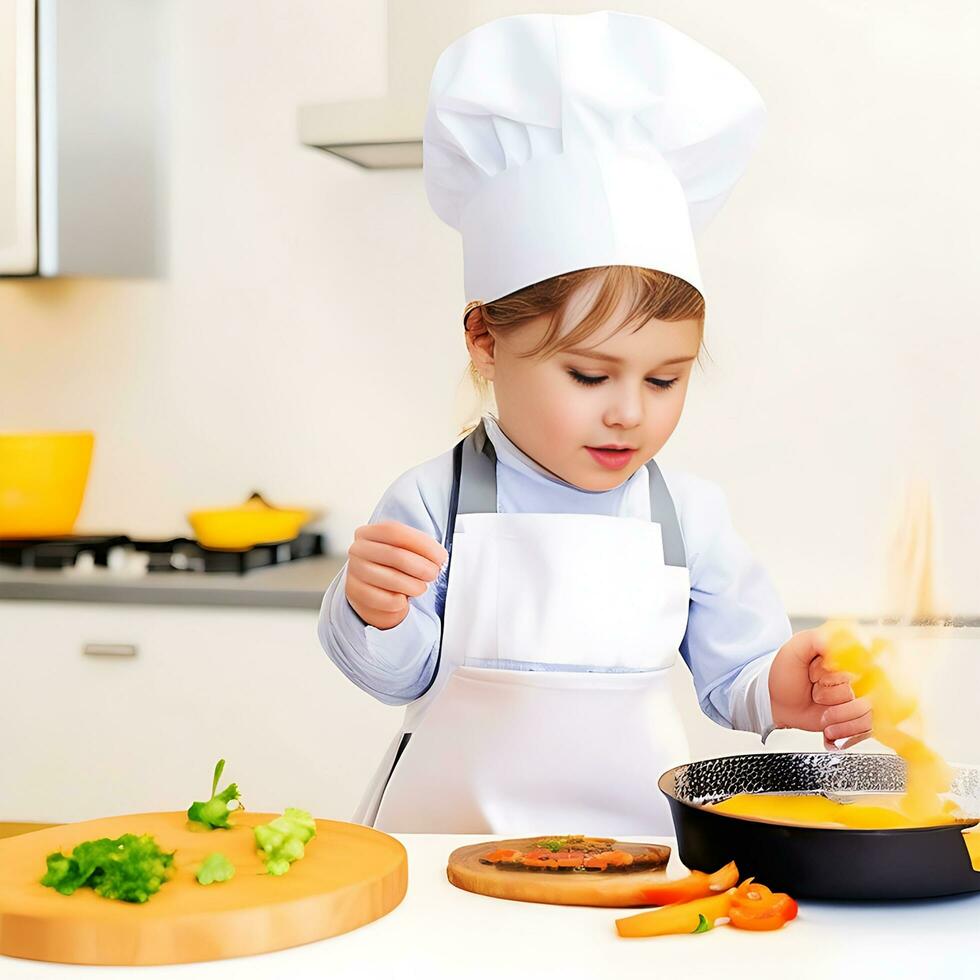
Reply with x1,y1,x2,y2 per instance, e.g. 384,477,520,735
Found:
534,837,571,853
692,914,713,934
40,834,174,903
254,808,316,876
187,758,242,829
196,852,236,885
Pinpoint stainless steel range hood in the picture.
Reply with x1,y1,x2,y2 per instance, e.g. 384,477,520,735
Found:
298,1,484,170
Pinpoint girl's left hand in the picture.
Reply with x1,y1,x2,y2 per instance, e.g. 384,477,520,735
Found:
768,629,873,750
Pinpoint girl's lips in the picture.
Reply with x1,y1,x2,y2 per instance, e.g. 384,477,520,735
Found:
586,446,635,470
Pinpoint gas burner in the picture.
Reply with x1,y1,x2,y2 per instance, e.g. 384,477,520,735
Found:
128,533,325,575
0,532,325,576
0,535,128,570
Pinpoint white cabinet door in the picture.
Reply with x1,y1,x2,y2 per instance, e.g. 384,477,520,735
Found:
0,0,37,275
0,601,404,823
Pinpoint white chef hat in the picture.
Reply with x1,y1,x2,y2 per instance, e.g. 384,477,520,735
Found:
423,10,766,305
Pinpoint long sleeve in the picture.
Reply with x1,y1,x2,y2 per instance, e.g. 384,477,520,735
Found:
668,471,792,740
316,451,454,705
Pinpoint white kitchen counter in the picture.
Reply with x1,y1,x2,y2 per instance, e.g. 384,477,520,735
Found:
3,834,978,980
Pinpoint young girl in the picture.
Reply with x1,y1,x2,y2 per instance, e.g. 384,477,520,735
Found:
318,11,872,834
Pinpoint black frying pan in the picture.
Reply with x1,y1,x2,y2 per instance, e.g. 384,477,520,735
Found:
658,752,980,900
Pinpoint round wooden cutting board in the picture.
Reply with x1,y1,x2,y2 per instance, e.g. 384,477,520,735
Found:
447,837,672,907
0,811,407,966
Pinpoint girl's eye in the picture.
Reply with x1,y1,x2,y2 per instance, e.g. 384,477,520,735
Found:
568,369,607,386
567,369,678,391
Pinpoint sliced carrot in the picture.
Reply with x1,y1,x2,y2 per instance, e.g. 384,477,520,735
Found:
638,861,739,906
638,872,709,906
606,851,635,866
733,879,773,903
729,907,792,931
584,850,634,871
707,861,740,891
615,889,736,938
729,879,798,931
521,855,559,869
483,849,522,863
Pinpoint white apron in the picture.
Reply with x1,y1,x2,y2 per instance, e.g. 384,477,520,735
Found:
355,423,691,836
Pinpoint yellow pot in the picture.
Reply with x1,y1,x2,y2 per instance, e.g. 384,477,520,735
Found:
187,493,313,551
0,432,95,537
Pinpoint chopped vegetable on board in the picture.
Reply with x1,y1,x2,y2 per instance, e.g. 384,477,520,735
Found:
40,834,174,904
196,852,236,885
187,758,243,830
254,808,317,876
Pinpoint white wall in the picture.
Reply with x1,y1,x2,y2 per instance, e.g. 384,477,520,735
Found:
1,0,978,619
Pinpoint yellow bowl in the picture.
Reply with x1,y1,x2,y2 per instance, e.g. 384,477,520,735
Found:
0,432,95,538
187,496,312,551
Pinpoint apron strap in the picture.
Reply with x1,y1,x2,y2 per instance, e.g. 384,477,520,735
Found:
457,418,498,515
645,459,686,569
418,420,495,698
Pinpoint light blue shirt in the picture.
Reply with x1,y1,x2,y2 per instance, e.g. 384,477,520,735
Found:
317,416,791,738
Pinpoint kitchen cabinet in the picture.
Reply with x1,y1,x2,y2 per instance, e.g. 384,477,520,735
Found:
0,601,402,822
0,0,169,277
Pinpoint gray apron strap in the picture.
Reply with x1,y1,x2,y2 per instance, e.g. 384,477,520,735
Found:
418,420,496,699
646,459,686,568
457,419,497,515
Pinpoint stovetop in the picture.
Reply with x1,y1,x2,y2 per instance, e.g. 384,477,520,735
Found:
0,533,326,576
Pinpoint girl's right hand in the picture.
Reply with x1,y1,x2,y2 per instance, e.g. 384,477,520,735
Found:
345,521,449,630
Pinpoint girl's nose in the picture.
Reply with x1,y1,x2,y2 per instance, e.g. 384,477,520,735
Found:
602,383,644,429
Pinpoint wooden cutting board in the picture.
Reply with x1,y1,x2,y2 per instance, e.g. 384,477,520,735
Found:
447,837,672,907
0,811,407,966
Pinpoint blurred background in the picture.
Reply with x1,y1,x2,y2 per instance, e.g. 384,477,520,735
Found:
1,1,978,825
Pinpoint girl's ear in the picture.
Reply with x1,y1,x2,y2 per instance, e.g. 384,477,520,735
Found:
465,307,496,381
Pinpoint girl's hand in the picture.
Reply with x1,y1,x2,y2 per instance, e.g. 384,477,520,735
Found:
768,629,873,750
345,521,449,630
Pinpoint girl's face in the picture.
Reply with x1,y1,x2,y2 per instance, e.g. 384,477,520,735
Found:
467,283,701,491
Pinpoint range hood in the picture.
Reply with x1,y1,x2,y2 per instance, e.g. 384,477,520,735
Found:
298,1,486,170
298,96,424,170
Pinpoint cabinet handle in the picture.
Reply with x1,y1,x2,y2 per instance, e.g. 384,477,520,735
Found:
83,643,138,658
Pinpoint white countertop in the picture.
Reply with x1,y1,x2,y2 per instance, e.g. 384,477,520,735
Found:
3,834,979,980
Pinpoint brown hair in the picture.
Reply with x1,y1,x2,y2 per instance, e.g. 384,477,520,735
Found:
461,265,705,420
